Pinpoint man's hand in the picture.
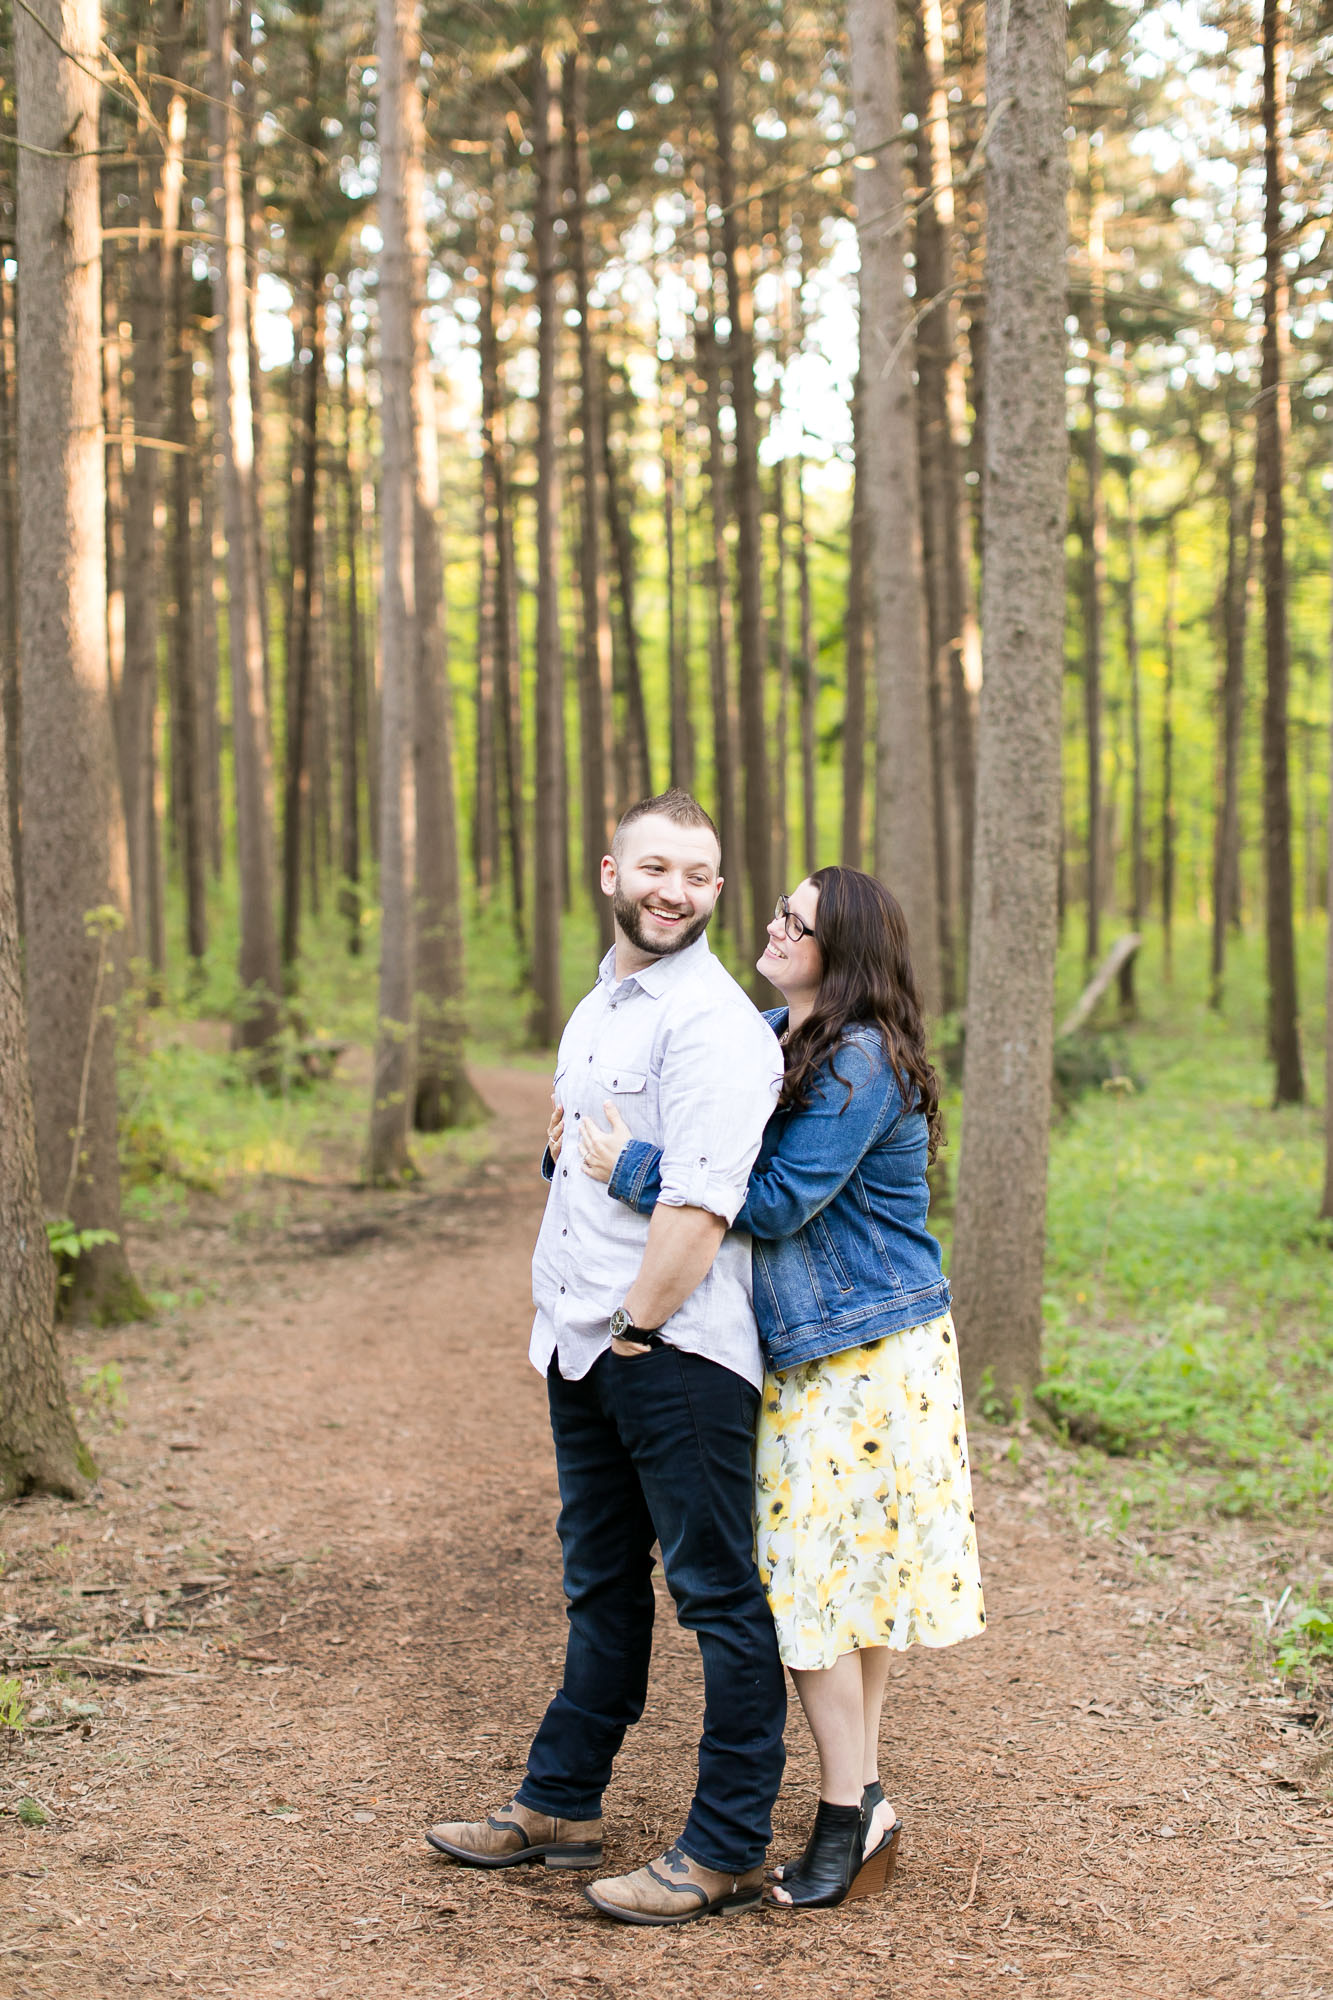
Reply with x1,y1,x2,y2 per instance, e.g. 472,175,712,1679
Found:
547,1094,564,1162
620,1202,726,1335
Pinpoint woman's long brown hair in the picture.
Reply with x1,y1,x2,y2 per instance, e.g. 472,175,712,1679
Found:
778,867,943,1162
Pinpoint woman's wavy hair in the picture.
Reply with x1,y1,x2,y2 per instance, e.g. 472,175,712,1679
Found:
778,866,943,1161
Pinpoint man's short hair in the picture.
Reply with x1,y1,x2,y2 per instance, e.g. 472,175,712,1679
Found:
611,788,720,863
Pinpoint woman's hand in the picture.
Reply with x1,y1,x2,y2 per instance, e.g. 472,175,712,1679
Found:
579,1101,633,1184
546,1094,564,1162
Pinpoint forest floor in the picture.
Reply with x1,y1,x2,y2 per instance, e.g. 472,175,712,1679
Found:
3,1062,1332,2000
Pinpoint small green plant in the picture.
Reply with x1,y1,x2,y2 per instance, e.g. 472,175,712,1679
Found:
16,1797,48,1827
77,1360,127,1427
46,1218,119,1290
0,1675,26,1738
1274,1605,1333,1691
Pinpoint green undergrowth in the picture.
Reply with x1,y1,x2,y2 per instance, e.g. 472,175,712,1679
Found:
1034,918,1332,1526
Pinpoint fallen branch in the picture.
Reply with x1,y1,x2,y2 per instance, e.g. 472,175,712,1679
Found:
1058,934,1141,1038
958,1837,985,1910
4,1654,203,1679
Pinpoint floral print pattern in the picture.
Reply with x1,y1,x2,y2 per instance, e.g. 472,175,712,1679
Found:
755,1311,986,1671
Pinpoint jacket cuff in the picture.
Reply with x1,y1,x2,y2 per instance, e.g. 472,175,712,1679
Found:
608,1139,660,1214
540,1145,556,1183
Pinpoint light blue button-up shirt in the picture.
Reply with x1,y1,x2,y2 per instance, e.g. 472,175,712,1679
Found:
530,933,783,1389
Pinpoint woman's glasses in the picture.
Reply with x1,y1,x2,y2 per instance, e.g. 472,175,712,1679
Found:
774,894,818,944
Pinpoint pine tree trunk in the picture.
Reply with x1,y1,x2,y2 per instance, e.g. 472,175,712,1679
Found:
1258,0,1304,1105
366,0,420,1180
282,257,324,974
564,50,616,948
1321,427,1333,1220
695,291,739,927
208,0,281,1067
950,0,1068,1409
167,231,207,967
665,359,694,797
16,0,146,1324
849,0,941,1013
337,307,363,955
0,270,20,922
771,449,791,894
842,375,869,867
473,196,500,904
1117,471,1142,1014
120,8,184,982
194,350,224,880
603,382,651,802
0,697,89,1499
410,151,481,1132
1161,519,1176,981
1210,434,1255,1008
711,0,772,956
796,453,818,876
530,51,566,1046
1082,364,1106,967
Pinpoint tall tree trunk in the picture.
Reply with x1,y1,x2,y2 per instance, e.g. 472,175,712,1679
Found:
1321,428,1333,1220
167,228,207,968
695,288,739,926
1117,471,1143,1014
1258,0,1304,1105
849,0,941,1012
842,375,869,867
0,695,89,1498
796,452,818,876
950,0,1068,1410
281,257,324,974
0,269,21,921
366,0,420,1180
665,357,694,796
120,9,185,983
711,0,772,956
603,383,651,802
208,0,281,1067
194,348,224,880
410,164,480,1133
1161,518,1177,981
16,0,146,1323
771,448,791,893
1082,363,1106,967
564,49,616,948
530,51,565,1046
337,306,364,955
1210,433,1255,1008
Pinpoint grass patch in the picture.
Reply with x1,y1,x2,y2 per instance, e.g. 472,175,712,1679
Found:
1035,917,1331,1523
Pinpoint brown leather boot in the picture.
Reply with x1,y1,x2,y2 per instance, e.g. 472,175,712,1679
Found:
584,1843,765,1925
425,1797,602,1870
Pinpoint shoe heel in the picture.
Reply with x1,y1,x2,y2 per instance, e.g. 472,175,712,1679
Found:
721,1886,762,1916
847,1823,902,1903
544,1841,603,1870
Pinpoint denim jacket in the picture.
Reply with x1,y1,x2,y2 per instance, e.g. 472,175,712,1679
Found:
606,1009,950,1369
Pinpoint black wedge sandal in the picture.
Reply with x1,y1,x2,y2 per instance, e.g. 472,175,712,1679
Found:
765,1798,903,1910
769,1781,891,1885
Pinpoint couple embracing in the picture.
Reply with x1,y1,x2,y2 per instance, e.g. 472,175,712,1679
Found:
427,789,985,1925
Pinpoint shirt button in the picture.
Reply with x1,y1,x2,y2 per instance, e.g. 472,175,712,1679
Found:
612,1078,618,1086
562,1227,567,1236
574,1112,580,1120
562,1168,568,1178
559,1284,565,1293
587,1055,593,1064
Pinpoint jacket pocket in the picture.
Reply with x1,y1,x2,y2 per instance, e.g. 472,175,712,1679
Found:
809,1215,854,1295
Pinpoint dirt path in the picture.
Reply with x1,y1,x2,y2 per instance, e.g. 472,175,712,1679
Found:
3,1068,1331,1999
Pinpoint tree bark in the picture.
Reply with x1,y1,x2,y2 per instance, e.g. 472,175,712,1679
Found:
711,0,772,957
1081,362,1106,967
0,697,89,1499
337,306,363,955
694,283,739,927
842,374,869,867
17,0,146,1323
281,257,324,974
1161,517,1176,981
366,0,420,1179
603,378,651,802
1322,426,1333,1220
665,359,694,798
849,0,941,1014
477,177,525,937
950,0,1069,1410
166,229,207,968
796,451,818,877
1117,470,1143,1014
563,50,616,950
0,269,20,923
530,51,566,1046
1258,0,1304,1105
208,0,281,1067
1210,432,1255,1008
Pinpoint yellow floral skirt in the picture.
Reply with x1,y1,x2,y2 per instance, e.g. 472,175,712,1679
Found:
755,1312,986,1672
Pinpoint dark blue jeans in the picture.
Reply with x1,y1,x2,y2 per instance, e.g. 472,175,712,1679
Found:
515,1346,786,1873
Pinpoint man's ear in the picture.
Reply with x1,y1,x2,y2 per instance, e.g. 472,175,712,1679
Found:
600,853,617,897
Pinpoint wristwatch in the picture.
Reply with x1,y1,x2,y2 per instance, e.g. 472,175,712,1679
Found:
609,1306,665,1348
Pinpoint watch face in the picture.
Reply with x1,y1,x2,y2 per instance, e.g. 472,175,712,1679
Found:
609,1308,630,1338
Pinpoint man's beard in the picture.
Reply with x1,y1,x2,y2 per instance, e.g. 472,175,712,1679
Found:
613,888,714,958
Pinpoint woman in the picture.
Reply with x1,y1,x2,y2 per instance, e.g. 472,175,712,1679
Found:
576,867,985,1908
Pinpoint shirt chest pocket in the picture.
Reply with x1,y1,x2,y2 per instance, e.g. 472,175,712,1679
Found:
596,1065,648,1101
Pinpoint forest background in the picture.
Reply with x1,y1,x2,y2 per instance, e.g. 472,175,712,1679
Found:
0,0,1330,1688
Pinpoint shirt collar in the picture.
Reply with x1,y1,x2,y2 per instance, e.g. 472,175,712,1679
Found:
598,929,713,999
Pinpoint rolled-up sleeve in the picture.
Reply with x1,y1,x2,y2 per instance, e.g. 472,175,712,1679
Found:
654,1012,782,1223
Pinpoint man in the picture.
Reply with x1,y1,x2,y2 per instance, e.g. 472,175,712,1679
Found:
427,789,786,1925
